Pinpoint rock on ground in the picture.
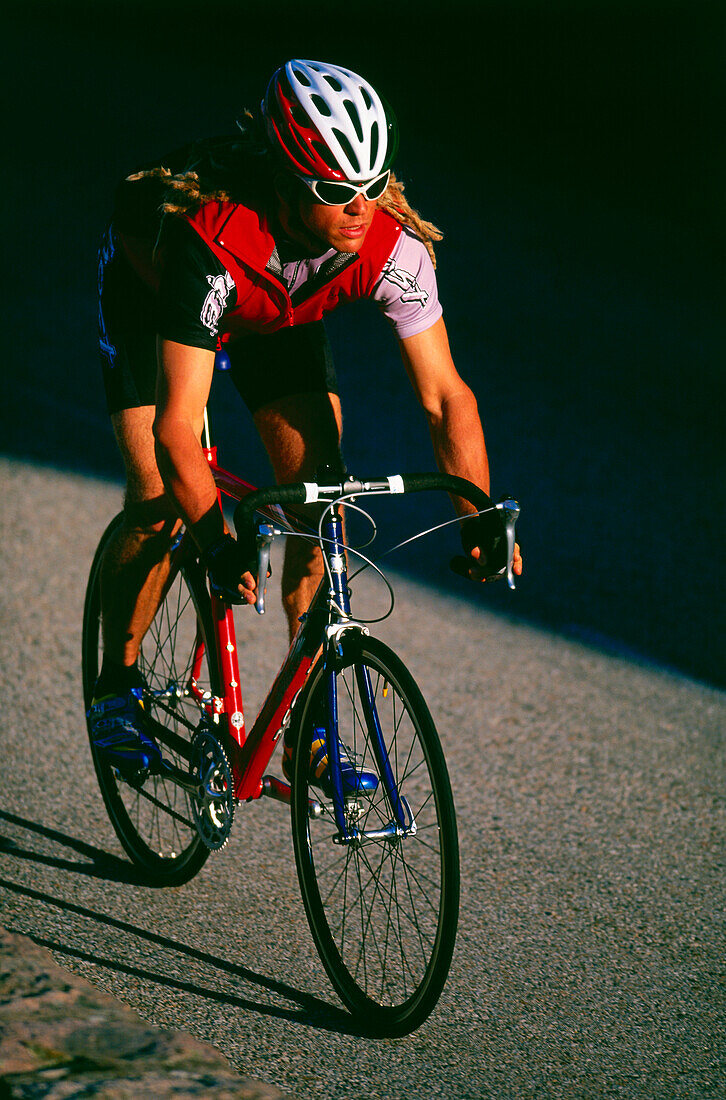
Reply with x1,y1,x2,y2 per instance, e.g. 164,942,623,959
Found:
0,927,292,1099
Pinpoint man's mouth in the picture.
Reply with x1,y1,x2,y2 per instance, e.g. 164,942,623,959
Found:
338,224,366,239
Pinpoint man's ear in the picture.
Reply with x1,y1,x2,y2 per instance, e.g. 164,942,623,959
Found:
273,171,295,205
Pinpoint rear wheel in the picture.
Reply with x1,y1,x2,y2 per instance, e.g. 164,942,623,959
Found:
290,635,459,1035
82,516,218,885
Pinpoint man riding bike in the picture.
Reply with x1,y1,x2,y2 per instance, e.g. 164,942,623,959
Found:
89,59,522,784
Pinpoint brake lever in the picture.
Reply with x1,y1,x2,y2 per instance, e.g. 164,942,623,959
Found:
496,498,521,590
255,524,275,615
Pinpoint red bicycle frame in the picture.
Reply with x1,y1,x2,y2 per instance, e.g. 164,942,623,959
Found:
197,443,322,804
187,435,518,818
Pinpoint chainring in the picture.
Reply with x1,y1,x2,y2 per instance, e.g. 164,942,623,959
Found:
190,728,235,850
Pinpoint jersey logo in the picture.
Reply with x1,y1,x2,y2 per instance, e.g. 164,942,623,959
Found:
380,258,429,308
201,272,235,336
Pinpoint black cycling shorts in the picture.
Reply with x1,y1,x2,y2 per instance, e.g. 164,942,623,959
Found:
98,229,338,416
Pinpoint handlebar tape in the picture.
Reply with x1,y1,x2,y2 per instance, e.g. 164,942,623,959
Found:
233,483,310,539
232,473,496,540
399,473,494,514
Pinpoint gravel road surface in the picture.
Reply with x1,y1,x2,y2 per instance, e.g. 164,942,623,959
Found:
1,457,723,1098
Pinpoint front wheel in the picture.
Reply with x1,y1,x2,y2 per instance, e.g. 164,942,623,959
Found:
82,515,218,886
290,635,460,1035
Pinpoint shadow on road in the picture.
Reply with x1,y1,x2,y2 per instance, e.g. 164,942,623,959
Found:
0,873,363,1036
0,810,154,886
4,3,723,686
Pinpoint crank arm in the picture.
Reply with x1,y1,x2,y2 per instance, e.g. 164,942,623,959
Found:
140,712,196,763
260,775,324,818
155,758,201,795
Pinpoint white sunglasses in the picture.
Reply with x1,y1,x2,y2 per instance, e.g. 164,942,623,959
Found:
298,170,391,206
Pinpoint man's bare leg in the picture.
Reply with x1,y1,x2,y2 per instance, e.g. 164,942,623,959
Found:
99,406,180,667
253,392,344,641
89,405,180,771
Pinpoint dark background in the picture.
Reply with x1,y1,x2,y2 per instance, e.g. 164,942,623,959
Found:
4,0,724,685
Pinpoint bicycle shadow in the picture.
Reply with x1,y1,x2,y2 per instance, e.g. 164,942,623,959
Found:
0,812,369,1037
0,809,152,886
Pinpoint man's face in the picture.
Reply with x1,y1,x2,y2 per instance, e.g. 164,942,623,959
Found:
298,189,378,253
275,175,378,254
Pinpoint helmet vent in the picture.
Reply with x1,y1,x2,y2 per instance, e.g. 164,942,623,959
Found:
267,60,397,181
311,93,332,117
343,99,364,142
369,121,379,166
332,129,360,175
312,140,338,172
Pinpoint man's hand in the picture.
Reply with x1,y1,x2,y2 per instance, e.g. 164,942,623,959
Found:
463,540,523,583
202,534,257,605
453,509,523,583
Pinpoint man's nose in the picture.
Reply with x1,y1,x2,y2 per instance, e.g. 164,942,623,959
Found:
344,192,368,215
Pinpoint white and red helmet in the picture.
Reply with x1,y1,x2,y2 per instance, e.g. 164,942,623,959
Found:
262,59,398,183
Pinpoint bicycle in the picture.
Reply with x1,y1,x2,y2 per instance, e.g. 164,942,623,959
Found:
82,405,520,1036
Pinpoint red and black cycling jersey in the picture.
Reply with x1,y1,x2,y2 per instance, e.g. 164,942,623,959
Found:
156,218,234,351
111,138,442,351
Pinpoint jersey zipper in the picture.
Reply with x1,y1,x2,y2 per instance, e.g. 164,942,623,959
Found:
288,252,359,309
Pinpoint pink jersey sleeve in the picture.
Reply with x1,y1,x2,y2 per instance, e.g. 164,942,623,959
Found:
372,228,443,339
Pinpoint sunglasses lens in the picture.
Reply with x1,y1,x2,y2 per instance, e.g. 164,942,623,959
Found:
310,171,390,205
364,172,390,200
313,181,358,205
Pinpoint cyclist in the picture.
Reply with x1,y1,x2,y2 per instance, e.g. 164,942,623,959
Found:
89,59,522,783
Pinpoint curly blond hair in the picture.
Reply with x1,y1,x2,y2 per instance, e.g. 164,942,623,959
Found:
376,173,443,267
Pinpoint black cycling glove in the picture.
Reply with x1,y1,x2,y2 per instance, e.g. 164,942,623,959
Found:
202,533,256,604
452,505,509,580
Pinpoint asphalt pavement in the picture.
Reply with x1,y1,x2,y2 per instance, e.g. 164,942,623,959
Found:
1,457,723,1097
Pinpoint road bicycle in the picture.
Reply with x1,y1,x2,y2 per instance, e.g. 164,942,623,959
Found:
82,409,520,1036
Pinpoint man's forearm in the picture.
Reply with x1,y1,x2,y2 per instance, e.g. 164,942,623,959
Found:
427,388,491,507
153,420,222,541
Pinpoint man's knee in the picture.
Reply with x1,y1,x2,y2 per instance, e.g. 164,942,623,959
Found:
122,495,180,539
253,392,344,483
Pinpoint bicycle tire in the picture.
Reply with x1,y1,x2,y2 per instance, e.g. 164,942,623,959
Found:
82,514,219,885
290,634,459,1035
